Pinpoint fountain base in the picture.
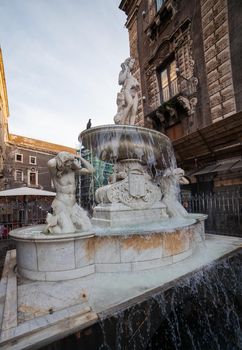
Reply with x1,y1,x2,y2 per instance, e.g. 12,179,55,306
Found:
9,214,206,281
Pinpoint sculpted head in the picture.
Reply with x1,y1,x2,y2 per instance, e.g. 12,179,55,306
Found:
162,168,188,184
56,152,75,176
122,57,135,70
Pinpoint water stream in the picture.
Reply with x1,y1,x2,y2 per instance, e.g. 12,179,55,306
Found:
95,251,242,350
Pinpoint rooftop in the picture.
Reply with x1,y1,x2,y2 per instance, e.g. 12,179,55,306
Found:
8,134,76,155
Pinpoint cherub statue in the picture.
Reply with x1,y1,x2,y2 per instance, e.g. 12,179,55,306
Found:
159,168,189,218
114,57,140,125
45,151,95,234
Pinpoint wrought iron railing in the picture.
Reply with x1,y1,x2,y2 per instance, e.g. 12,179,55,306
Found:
0,191,241,238
0,198,52,239
181,191,242,237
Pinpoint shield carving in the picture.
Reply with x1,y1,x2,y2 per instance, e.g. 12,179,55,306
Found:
128,169,145,198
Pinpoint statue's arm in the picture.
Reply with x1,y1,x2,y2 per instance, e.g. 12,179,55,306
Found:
72,156,95,175
47,158,57,176
118,67,128,85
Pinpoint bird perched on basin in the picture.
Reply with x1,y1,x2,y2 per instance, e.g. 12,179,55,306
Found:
86,119,92,129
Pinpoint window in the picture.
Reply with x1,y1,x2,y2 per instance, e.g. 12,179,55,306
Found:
160,60,178,102
28,170,38,186
156,0,165,11
15,170,23,182
29,156,37,165
15,153,23,162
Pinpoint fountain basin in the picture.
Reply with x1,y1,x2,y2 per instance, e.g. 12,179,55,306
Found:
10,215,206,281
93,215,206,273
79,124,174,169
10,226,95,281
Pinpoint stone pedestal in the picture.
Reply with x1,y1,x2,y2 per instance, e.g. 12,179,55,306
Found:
92,162,169,228
92,202,167,228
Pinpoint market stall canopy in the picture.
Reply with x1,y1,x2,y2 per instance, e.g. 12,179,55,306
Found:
0,187,56,197
173,111,242,166
192,157,242,175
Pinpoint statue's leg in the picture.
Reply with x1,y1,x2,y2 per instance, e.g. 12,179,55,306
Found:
130,94,138,125
58,208,76,233
71,203,92,231
123,90,133,124
48,199,75,233
162,196,188,218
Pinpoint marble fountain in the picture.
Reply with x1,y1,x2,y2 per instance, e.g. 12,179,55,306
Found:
0,58,241,350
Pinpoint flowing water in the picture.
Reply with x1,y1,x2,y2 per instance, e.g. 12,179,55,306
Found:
94,251,242,350
79,125,178,213
79,124,177,173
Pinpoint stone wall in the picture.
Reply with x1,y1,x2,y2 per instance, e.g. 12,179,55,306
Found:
201,0,236,122
228,0,242,112
126,5,145,126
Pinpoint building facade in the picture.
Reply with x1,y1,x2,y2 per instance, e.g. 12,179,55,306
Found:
119,0,242,193
3,134,76,191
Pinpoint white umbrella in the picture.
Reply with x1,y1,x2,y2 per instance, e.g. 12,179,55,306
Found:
0,187,56,197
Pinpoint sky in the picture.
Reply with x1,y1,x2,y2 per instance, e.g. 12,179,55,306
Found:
0,0,129,148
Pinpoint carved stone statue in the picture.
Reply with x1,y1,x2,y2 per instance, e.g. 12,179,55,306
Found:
45,152,95,234
159,168,189,218
114,57,140,125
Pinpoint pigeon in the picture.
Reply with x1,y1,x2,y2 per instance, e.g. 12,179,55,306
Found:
86,119,92,129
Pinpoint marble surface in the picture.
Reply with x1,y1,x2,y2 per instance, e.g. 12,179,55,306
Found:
11,228,95,281
10,225,94,240
92,203,168,228
0,234,241,349
114,57,139,125
10,216,206,280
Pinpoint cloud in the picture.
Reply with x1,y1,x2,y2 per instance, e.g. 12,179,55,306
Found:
0,0,129,148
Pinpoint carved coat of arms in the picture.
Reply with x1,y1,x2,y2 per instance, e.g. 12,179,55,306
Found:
128,169,145,198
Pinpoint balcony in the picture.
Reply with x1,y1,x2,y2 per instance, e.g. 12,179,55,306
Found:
145,73,198,132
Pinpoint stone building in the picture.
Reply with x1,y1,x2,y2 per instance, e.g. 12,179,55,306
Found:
4,135,76,191
0,48,76,191
119,0,242,193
